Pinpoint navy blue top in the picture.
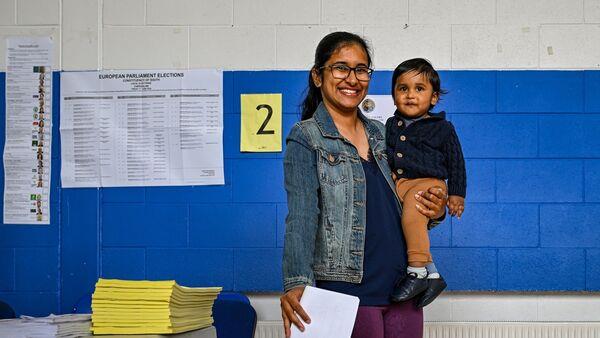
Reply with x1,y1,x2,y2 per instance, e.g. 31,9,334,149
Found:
316,154,406,306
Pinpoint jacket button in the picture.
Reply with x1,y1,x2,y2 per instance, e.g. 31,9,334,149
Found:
397,169,403,174
328,154,334,162
400,135,406,141
397,152,403,158
397,120,403,127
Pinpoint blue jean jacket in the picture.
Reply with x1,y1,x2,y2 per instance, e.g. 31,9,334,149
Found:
282,103,401,291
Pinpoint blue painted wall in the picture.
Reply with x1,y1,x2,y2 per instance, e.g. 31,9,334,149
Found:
1,70,599,316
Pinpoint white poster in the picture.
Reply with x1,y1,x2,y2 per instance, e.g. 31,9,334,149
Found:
3,37,53,225
360,95,396,124
60,69,224,188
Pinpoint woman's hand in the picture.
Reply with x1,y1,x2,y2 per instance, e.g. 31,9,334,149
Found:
414,186,447,219
280,286,311,338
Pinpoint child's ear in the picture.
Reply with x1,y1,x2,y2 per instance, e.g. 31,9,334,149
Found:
311,68,322,88
430,92,439,106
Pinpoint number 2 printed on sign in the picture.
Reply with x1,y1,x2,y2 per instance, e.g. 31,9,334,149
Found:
240,94,282,152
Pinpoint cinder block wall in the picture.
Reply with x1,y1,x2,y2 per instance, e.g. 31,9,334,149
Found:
0,0,599,316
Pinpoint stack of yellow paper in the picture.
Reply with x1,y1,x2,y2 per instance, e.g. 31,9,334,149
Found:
91,279,222,335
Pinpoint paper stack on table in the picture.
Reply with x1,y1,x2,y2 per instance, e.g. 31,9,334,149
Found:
91,278,222,335
0,314,92,338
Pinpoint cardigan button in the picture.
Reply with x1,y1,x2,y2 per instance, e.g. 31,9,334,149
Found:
400,135,407,141
396,152,403,158
397,169,403,175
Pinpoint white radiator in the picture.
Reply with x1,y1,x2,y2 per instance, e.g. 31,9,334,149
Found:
255,321,600,338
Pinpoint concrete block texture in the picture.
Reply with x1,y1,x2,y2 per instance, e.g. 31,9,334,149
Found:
62,0,98,71
409,0,496,24
496,160,583,203
586,0,600,22
17,0,59,25
103,26,188,69
15,248,58,291
452,204,539,247
498,248,586,290
322,0,408,24
497,0,584,24
0,249,14,291
585,160,600,202
102,204,188,247
538,295,600,320
497,71,584,112
147,0,232,25
146,248,234,289
0,0,16,25
452,25,538,69
365,25,451,70
235,0,319,25
102,248,145,280
103,0,145,25
189,203,277,247
451,295,539,321
541,25,600,68
539,115,600,157
586,71,600,112
451,114,538,158
587,249,600,290
540,204,600,248
276,25,363,69
0,27,60,71
190,26,275,69
234,248,283,291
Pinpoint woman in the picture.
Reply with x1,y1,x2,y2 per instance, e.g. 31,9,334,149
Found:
281,32,446,338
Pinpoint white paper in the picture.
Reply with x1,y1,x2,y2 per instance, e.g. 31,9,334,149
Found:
291,286,359,338
60,69,224,188
360,95,396,124
3,37,53,224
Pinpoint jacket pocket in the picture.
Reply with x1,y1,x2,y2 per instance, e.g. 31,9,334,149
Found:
316,149,348,186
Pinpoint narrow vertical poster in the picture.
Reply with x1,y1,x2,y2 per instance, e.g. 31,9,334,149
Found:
3,37,53,225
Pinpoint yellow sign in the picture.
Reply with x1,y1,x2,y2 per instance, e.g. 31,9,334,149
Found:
240,94,282,152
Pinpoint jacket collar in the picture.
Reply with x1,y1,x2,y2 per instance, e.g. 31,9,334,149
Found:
313,102,384,141
394,110,446,121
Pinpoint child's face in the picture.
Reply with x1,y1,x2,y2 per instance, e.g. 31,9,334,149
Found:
393,70,439,119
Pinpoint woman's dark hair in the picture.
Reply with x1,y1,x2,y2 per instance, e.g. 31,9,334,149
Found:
300,31,372,120
391,58,447,108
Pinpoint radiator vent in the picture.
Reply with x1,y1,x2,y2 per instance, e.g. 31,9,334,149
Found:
256,321,600,338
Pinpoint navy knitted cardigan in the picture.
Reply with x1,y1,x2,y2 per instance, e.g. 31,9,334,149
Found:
385,111,467,197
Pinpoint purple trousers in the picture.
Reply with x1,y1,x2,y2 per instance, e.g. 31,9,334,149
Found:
351,300,423,338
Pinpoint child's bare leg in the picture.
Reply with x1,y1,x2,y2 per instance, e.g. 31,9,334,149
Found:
396,178,446,268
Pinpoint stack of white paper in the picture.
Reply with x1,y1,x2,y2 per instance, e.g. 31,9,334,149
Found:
291,286,360,338
0,314,92,338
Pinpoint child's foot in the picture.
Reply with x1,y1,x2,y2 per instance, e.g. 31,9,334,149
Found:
391,272,428,302
416,275,447,308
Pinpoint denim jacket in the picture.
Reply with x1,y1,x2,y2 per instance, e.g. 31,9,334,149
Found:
282,103,402,292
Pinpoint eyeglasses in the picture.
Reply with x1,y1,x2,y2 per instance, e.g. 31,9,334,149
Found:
319,63,373,81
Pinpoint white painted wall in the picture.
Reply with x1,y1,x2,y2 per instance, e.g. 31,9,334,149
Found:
0,0,599,71
1,0,599,324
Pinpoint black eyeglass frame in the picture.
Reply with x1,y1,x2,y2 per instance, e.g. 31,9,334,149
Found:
318,63,374,81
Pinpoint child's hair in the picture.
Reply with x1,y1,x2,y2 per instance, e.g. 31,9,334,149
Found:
391,58,447,109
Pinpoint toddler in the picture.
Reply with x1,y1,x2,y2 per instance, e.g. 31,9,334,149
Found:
385,58,466,307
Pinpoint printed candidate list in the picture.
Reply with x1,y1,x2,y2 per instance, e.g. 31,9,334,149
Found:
60,70,224,188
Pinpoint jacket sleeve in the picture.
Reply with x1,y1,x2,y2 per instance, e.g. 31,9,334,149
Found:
282,123,320,292
443,123,467,198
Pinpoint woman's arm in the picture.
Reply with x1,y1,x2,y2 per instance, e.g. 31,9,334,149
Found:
281,124,320,337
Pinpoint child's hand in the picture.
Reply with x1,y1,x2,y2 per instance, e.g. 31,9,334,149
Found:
447,195,465,218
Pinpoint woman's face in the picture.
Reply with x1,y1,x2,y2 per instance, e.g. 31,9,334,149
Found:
312,43,370,116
